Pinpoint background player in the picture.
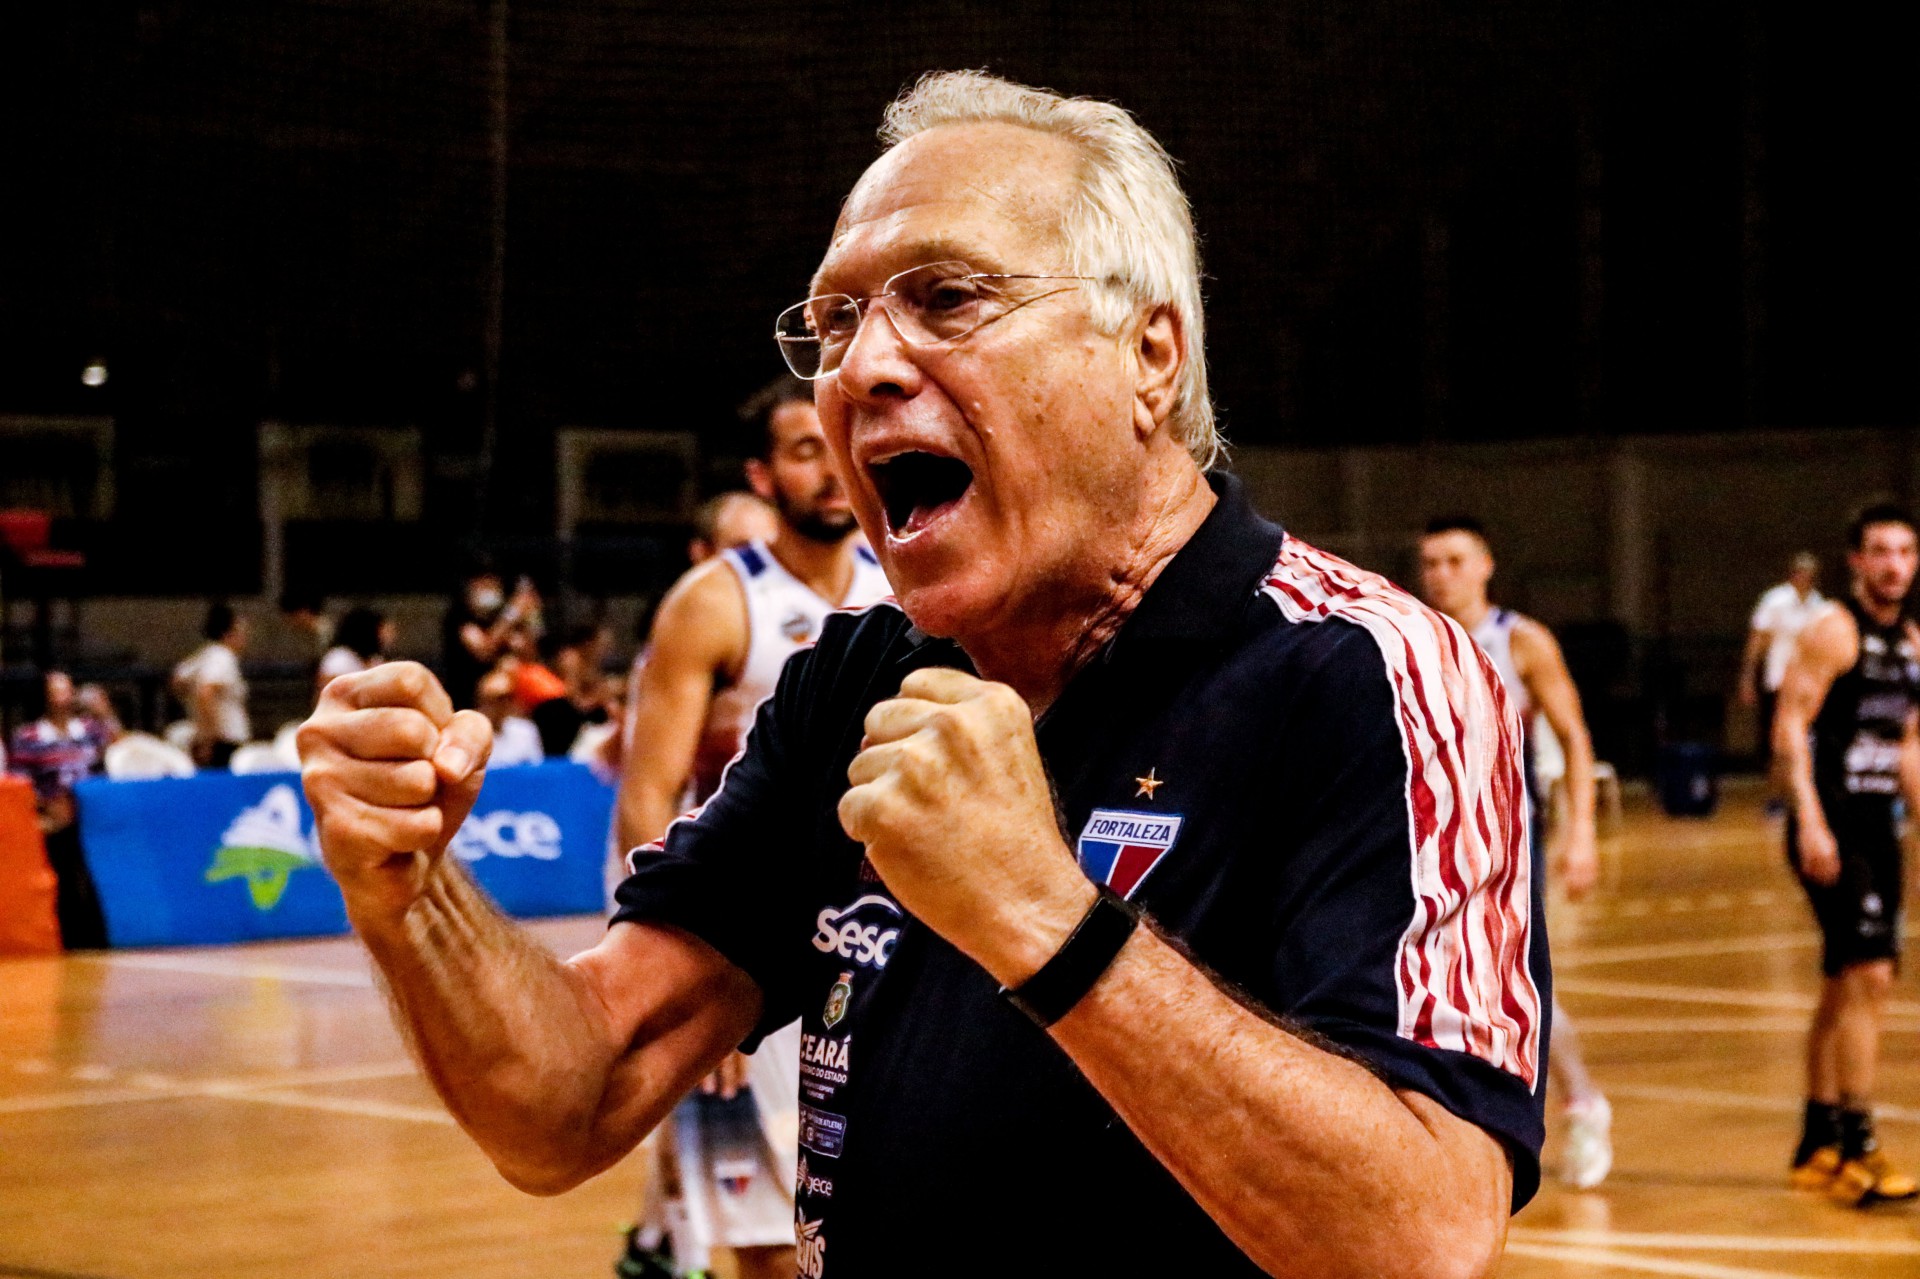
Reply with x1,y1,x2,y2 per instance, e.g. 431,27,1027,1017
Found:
613,376,888,1278
686,491,780,569
1773,502,1920,1206
1740,552,1825,789
1418,516,1612,1188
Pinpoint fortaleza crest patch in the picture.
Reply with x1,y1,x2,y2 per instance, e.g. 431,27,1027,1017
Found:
1076,809,1184,899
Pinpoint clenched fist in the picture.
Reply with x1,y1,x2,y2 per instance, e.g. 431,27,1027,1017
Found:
297,662,495,925
839,667,1096,988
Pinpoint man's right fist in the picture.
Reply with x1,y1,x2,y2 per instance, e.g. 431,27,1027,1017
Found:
297,662,494,922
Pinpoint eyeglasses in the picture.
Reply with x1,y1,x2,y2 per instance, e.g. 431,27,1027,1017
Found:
774,260,1096,380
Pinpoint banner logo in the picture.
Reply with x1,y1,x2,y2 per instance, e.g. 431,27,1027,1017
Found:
449,809,563,862
203,784,318,910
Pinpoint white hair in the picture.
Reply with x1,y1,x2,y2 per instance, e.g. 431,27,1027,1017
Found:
878,70,1222,469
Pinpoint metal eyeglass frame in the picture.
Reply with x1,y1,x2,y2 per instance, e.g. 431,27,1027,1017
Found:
773,260,1097,380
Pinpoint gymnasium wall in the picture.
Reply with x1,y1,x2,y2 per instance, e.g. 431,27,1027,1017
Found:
1234,426,1920,761
1237,426,1917,639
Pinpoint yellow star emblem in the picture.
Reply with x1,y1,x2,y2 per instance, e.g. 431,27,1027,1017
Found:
1134,768,1164,799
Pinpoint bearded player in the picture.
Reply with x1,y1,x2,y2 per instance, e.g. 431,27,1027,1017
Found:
614,375,888,1278
1418,516,1612,1189
1775,502,1920,1206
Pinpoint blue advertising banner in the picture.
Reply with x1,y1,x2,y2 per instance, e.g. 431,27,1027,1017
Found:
75,761,613,947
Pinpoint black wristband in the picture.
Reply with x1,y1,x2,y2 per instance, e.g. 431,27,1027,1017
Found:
1001,887,1140,1028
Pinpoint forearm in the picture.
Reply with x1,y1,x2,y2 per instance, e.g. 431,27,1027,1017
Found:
1737,634,1766,692
1051,925,1509,1279
615,781,679,856
353,857,626,1191
1775,713,1824,822
1562,729,1597,830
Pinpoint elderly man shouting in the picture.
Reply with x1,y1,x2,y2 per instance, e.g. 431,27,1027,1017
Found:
300,72,1545,1278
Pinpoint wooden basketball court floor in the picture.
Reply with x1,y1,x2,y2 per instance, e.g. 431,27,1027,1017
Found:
3,779,1916,1279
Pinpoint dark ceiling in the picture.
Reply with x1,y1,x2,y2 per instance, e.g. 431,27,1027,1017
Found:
2,2,1914,537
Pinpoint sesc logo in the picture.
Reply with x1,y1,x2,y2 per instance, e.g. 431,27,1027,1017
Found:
449,809,563,862
811,894,901,969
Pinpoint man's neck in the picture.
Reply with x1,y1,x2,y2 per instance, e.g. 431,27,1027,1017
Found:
960,465,1217,716
767,526,858,606
1447,597,1493,633
1853,584,1902,628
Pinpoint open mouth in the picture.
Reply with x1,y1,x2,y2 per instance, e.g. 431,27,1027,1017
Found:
869,451,975,538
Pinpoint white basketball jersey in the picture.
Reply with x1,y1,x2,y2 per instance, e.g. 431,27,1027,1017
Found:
694,539,890,798
1471,606,1533,721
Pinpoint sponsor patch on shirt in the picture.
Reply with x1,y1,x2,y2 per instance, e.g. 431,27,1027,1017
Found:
1076,808,1184,898
799,1103,848,1158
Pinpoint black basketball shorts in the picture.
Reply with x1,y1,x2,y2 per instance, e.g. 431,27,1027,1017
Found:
1787,798,1906,976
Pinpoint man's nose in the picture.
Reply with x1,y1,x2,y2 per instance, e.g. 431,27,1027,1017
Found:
834,300,923,404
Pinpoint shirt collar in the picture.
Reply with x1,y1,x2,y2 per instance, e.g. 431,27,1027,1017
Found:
900,470,1284,653
1108,470,1285,647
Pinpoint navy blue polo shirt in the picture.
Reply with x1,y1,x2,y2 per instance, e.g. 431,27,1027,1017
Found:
614,473,1549,1277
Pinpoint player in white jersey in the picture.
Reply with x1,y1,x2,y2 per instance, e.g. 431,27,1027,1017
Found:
613,376,888,1279
1418,516,1613,1189
1738,552,1824,791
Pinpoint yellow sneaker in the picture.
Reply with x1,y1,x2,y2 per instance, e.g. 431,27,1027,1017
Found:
1829,1150,1920,1206
1789,1145,1841,1191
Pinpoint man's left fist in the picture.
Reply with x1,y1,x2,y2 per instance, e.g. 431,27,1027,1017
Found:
838,667,1096,987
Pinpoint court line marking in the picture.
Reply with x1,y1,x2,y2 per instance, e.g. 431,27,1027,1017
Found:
0,1088,176,1115
72,952,375,988
1508,1228,1920,1256
0,1061,418,1116
1554,932,1818,969
1557,976,1920,1016
1604,1083,1920,1125
203,1087,454,1126
1557,925,1919,970
1504,1240,1812,1278
1572,1016,1920,1035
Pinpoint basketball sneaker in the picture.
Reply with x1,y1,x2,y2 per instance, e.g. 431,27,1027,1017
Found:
1829,1150,1920,1207
614,1228,678,1279
1788,1145,1841,1191
1561,1095,1613,1189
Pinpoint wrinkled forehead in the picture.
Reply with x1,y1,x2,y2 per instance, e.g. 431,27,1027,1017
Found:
812,122,1082,295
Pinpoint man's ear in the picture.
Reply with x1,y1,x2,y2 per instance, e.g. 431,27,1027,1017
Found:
744,457,774,502
1132,303,1185,441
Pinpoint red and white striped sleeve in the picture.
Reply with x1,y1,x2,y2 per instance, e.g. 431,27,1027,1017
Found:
1262,534,1542,1089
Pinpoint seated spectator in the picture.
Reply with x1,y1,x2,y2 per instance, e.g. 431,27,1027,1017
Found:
6,670,111,947
75,684,125,743
172,603,251,769
278,586,333,661
476,668,544,767
316,607,395,699
529,623,613,757
444,570,542,710
506,630,568,714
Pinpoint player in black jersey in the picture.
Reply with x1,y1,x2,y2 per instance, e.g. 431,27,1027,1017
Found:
1774,501,1920,1206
